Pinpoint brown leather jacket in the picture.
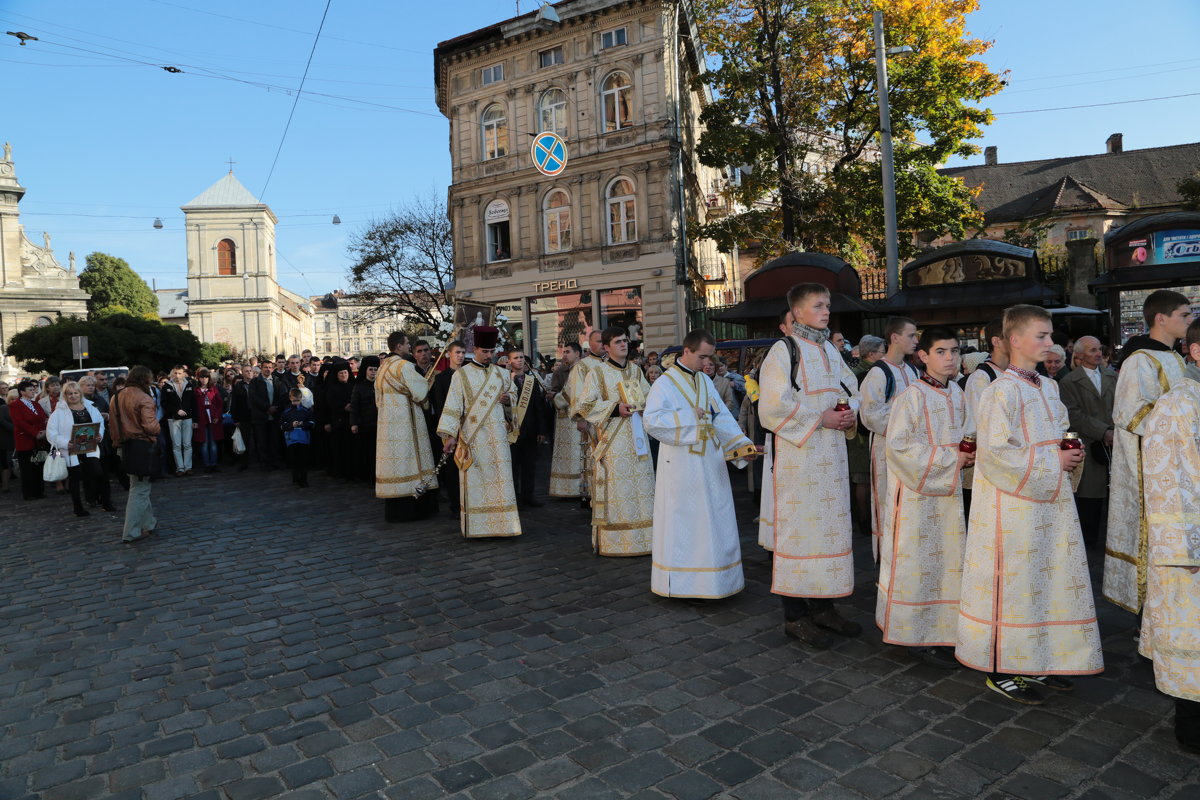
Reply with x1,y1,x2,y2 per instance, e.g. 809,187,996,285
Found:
109,387,161,445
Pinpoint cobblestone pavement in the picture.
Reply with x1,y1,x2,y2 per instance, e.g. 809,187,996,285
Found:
1,463,1197,800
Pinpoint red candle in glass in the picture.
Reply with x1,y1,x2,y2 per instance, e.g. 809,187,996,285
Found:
959,435,976,454
1061,432,1083,450
833,396,851,412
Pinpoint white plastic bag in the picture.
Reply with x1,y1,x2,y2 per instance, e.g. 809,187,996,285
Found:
232,427,246,455
43,448,68,482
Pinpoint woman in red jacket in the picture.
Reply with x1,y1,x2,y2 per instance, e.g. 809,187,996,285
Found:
192,368,225,472
10,378,49,500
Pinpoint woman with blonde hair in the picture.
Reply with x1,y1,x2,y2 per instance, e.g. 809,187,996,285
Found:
47,381,112,516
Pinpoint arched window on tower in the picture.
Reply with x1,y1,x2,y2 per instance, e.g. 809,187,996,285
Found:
217,239,237,275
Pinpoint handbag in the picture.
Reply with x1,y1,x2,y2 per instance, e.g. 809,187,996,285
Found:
30,449,48,465
121,439,161,478
231,427,247,455
42,447,68,482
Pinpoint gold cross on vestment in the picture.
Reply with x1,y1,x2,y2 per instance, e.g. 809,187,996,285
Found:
1031,463,1055,483
1031,628,1051,645
1039,564,1057,577
1066,582,1089,599
1033,522,1054,538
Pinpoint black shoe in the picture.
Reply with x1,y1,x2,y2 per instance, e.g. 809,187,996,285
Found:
986,675,1045,705
579,498,591,510
783,619,834,649
102,505,117,512
524,499,544,508
812,606,862,637
914,646,960,669
73,507,90,517
1023,675,1074,692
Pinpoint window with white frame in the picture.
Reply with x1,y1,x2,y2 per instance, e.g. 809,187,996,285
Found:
482,103,508,160
481,63,504,85
601,72,632,132
606,178,637,244
539,46,564,68
543,189,571,253
1066,228,1093,241
538,88,568,136
600,27,627,49
485,199,512,262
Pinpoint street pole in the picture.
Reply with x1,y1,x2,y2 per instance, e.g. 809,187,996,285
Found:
873,10,900,297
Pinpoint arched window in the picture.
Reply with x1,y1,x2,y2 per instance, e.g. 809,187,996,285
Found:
482,103,508,160
601,72,633,132
606,178,637,244
538,88,568,136
217,239,237,275
543,189,571,253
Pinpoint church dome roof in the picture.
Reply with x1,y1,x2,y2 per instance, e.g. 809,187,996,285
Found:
182,172,264,208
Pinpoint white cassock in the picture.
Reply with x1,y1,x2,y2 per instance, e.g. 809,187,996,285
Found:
961,362,1000,495
644,364,756,599
860,358,919,558
1103,347,1187,613
877,378,971,646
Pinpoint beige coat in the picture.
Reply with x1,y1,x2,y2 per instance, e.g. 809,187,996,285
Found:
1057,365,1116,499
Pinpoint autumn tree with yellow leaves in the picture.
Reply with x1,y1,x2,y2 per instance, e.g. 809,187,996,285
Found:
692,0,1005,270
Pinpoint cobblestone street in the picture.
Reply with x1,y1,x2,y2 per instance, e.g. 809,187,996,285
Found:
1,466,1197,800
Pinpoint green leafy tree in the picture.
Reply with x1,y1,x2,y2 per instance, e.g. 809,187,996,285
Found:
8,313,200,374
1179,173,1200,212
78,252,158,319
693,0,1005,266
197,341,234,366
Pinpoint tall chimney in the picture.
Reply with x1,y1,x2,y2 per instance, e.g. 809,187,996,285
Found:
984,146,997,166
1106,133,1123,154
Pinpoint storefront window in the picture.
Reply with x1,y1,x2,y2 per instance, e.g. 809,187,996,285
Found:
530,291,593,359
1118,285,1200,343
600,286,643,349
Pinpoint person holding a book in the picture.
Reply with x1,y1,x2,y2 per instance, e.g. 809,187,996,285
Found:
47,380,112,516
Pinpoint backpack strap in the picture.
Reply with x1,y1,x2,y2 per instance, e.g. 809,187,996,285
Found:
979,361,998,382
870,359,897,403
783,336,801,392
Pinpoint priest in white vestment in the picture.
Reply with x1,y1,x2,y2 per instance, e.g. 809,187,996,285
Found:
860,317,919,559
1103,290,1192,613
644,330,758,599
548,342,584,498
567,330,607,508
578,327,654,556
376,331,438,522
1139,323,1200,753
878,328,972,667
436,326,522,539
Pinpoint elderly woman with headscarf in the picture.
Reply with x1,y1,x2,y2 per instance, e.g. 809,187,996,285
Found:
47,380,113,516
322,359,355,479
350,355,380,483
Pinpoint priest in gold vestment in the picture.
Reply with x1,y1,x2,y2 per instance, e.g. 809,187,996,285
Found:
956,306,1102,706
567,330,606,508
1103,290,1192,613
1139,320,1200,753
376,331,438,522
878,328,972,667
548,341,584,498
577,327,654,556
757,284,861,649
436,326,522,539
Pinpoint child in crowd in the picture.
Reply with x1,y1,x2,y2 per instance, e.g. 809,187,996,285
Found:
280,388,314,488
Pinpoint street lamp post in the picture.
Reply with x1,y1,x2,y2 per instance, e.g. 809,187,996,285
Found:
873,10,900,297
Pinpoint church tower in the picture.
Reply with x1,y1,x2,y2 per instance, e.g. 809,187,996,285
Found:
182,171,282,353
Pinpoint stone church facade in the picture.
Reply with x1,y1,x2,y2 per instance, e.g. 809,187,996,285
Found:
182,172,313,358
0,142,90,379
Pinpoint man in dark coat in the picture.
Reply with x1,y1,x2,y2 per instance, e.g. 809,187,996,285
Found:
506,348,551,507
1058,335,1117,551
249,360,287,471
430,341,465,513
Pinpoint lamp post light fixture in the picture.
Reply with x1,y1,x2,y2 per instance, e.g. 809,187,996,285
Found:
872,11,913,297
332,215,341,225
153,217,164,229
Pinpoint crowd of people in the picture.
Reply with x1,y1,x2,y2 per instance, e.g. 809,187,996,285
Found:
3,287,1197,754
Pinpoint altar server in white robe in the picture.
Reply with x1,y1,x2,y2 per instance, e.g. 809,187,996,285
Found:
645,329,759,599
860,316,919,559
878,327,973,668
758,283,862,649
567,329,607,509
1139,317,1200,754
1103,289,1192,614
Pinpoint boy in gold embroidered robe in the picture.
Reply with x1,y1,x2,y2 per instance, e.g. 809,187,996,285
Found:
567,330,606,508
644,330,758,599
436,326,522,539
878,328,973,667
1140,318,1200,753
578,327,654,556
376,331,438,522
757,284,861,649
1104,290,1192,613
548,342,584,497
956,305,1103,706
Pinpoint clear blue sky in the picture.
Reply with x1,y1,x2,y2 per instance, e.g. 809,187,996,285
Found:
3,0,1198,296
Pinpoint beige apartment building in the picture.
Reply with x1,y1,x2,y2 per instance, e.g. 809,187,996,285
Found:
434,0,733,356
310,290,408,358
